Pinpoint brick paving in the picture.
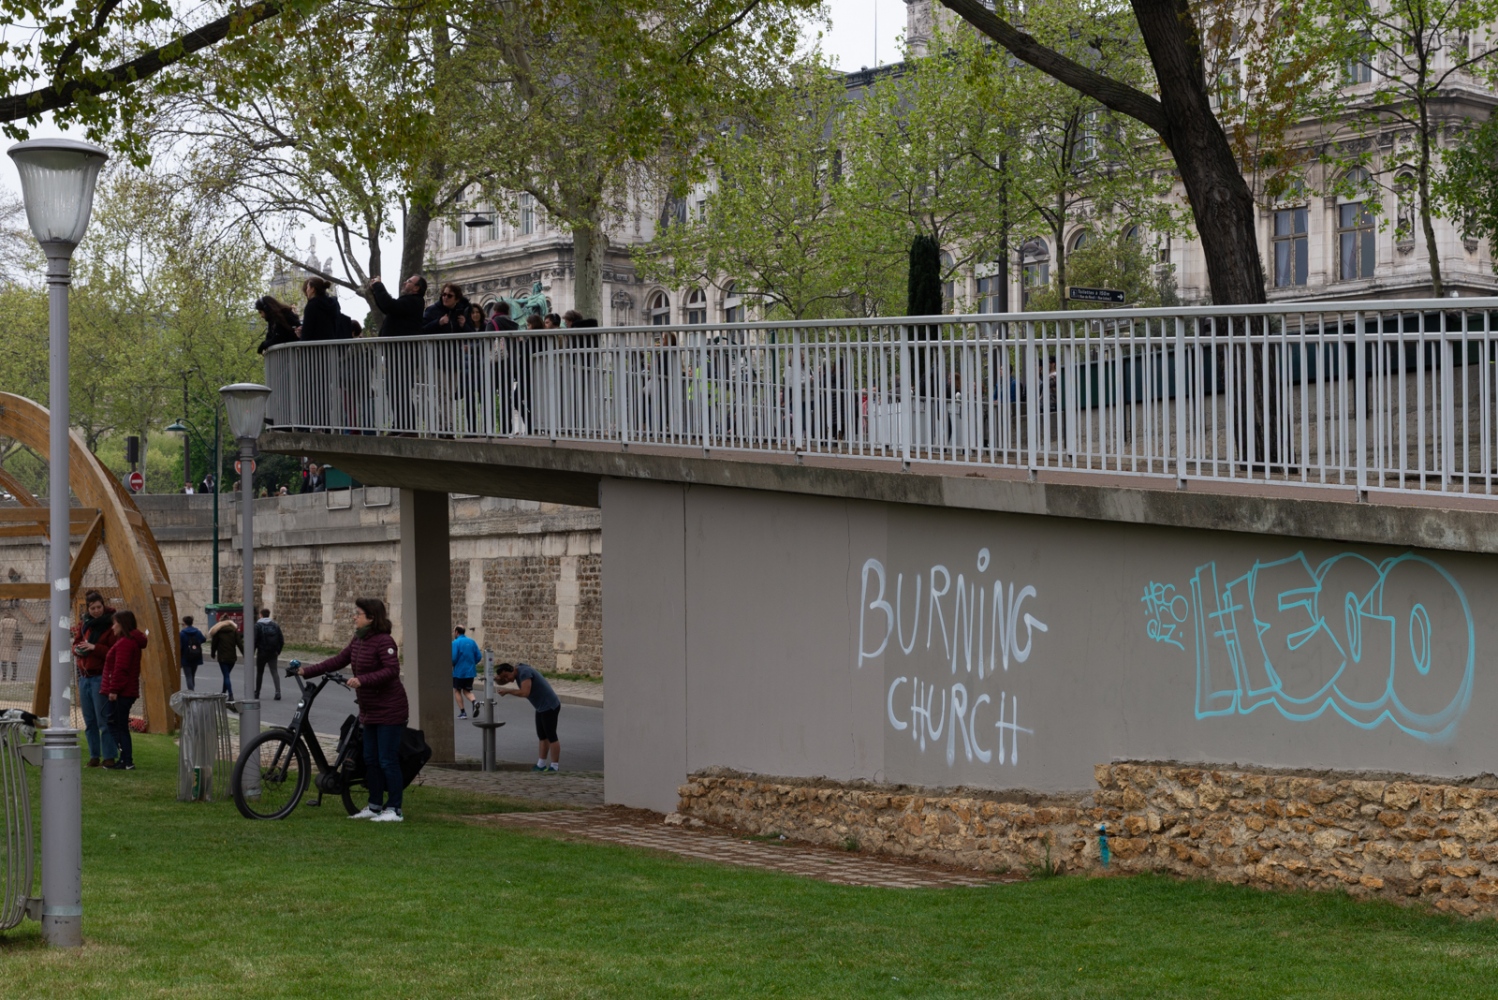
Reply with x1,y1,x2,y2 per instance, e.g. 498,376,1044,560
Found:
485,808,1015,888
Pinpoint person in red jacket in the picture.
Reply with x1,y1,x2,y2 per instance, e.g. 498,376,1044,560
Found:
299,597,410,822
100,609,146,771
72,590,119,767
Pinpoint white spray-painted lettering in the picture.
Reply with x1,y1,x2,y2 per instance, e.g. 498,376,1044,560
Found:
863,547,1048,768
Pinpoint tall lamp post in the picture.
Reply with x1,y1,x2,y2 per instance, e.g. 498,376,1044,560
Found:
166,408,222,605
8,137,108,949
220,383,271,761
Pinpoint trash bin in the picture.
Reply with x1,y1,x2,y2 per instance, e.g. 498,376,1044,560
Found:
174,692,233,802
205,603,243,629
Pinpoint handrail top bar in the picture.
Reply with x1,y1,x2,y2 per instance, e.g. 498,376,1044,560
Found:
263,295,1498,353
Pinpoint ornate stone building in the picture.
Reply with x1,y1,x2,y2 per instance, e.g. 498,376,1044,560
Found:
426,0,1498,321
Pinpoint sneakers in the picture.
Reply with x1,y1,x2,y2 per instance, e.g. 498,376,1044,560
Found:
105,761,134,770
458,710,467,720
349,806,382,820
87,757,100,768
371,808,403,823
532,764,548,772
548,763,559,772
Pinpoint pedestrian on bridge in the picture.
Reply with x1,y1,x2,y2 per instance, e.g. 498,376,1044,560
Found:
496,662,562,772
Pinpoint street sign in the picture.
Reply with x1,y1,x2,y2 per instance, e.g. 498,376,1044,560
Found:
233,459,257,475
126,471,143,492
1068,286,1126,304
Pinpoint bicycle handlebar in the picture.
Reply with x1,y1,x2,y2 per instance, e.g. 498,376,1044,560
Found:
285,659,350,687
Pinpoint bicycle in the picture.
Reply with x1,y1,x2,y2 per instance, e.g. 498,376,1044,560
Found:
231,660,364,820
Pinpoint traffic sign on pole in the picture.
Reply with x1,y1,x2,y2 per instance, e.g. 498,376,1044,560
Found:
127,471,143,492
233,459,257,475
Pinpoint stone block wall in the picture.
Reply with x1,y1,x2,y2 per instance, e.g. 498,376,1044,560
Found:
134,492,605,673
677,763,1498,917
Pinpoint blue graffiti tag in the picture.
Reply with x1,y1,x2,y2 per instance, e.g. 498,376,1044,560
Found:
1141,582,1188,651
1146,551,1474,742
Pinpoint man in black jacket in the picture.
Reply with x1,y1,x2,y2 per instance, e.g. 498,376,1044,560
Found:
367,274,427,337
367,275,427,432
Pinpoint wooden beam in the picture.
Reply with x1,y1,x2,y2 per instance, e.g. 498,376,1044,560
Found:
0,583,48,598
0,507,99,522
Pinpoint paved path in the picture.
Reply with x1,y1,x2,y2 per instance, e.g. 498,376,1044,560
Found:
485,809,1013,889
417,763,605,808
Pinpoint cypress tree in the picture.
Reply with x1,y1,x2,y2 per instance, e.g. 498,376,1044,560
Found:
907,234,943,316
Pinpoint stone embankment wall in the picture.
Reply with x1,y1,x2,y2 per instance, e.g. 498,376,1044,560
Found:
678,763,1498,917
138,491,604,673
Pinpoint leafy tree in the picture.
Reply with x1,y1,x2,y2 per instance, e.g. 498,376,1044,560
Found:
1309,0,1498,294
1435,114,1498,265
636,62,854,319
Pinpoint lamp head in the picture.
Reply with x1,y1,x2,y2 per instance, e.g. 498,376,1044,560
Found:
219,383,272,442
7,138,108,253
165,420,187,435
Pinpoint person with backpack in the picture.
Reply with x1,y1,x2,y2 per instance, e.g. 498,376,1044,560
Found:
254,608,286,701
298,597,410,822
179,615,206,691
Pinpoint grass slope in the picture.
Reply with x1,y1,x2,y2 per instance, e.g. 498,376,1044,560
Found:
1,735,1497,998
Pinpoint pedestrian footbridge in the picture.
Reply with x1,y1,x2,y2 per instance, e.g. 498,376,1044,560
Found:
262,298,1498,813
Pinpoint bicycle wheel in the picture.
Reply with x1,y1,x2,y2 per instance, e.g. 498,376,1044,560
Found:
232,730,310,820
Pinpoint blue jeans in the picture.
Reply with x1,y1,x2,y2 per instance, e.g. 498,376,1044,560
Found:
219,661,234,699
108,696,135,766
78,674,117,761
363,722,406,811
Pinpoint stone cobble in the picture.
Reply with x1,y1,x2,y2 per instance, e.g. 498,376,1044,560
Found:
488,809,1010,888
677,763,1498,917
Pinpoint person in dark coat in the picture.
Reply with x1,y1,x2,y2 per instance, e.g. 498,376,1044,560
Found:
423,283,473,334
255,296,301,354
101,610,147,770
488,301,518,332
299,597,410,822
208,618,242,699
297,278,344,341
179,615,206,691
368,275,427,337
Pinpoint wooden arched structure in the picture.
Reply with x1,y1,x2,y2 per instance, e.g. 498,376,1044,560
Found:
0,393,179,733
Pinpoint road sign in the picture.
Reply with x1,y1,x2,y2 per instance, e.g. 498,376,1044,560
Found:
233,459,257,475
127,471,144,492
1068,286,1126,304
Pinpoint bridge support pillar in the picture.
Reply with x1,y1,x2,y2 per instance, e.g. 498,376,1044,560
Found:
399,488,454,762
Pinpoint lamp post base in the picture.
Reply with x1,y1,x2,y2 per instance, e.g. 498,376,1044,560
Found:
38,726,82,948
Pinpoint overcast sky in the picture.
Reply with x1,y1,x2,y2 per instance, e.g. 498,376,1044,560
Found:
3,3,909,321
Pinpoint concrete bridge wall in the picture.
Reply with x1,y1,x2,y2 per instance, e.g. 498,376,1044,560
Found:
605,477,1496,812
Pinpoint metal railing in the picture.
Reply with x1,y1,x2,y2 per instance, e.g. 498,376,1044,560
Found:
264,298,1498,501
0,717,34,931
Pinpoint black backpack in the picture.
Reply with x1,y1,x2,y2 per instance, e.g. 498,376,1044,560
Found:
338,715,432,790
256,619,284,657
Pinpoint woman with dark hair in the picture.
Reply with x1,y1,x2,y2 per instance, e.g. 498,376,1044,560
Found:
255,296,300,354
297,277,345,341
423,282,472,333
101,609,147,771
299,598,410,822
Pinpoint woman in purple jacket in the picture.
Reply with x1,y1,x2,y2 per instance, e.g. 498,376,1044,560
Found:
299,597,410,822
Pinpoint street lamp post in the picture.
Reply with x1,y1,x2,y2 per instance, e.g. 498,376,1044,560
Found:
8,137,108,949
167,406,222,605
220,383,271,768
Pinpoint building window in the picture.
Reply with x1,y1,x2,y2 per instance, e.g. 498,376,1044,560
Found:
1020,238,1050,306
1338,169,1375,280
940,252,955,313
976,274,1004,313
1272,207,1308,287
519,193,535,236
723,281,743,323
453,220,464,248
649,290,671,325
1343,33,1373,84
685,288,707,324
1069,230,1089,253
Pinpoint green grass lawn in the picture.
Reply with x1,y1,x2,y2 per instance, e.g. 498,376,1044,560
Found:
3,735,1498,998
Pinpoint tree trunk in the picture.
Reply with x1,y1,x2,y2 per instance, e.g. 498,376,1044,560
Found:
940,0,1267,305
1417,103,1444,296
573,221,607,321
400,200,433,287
